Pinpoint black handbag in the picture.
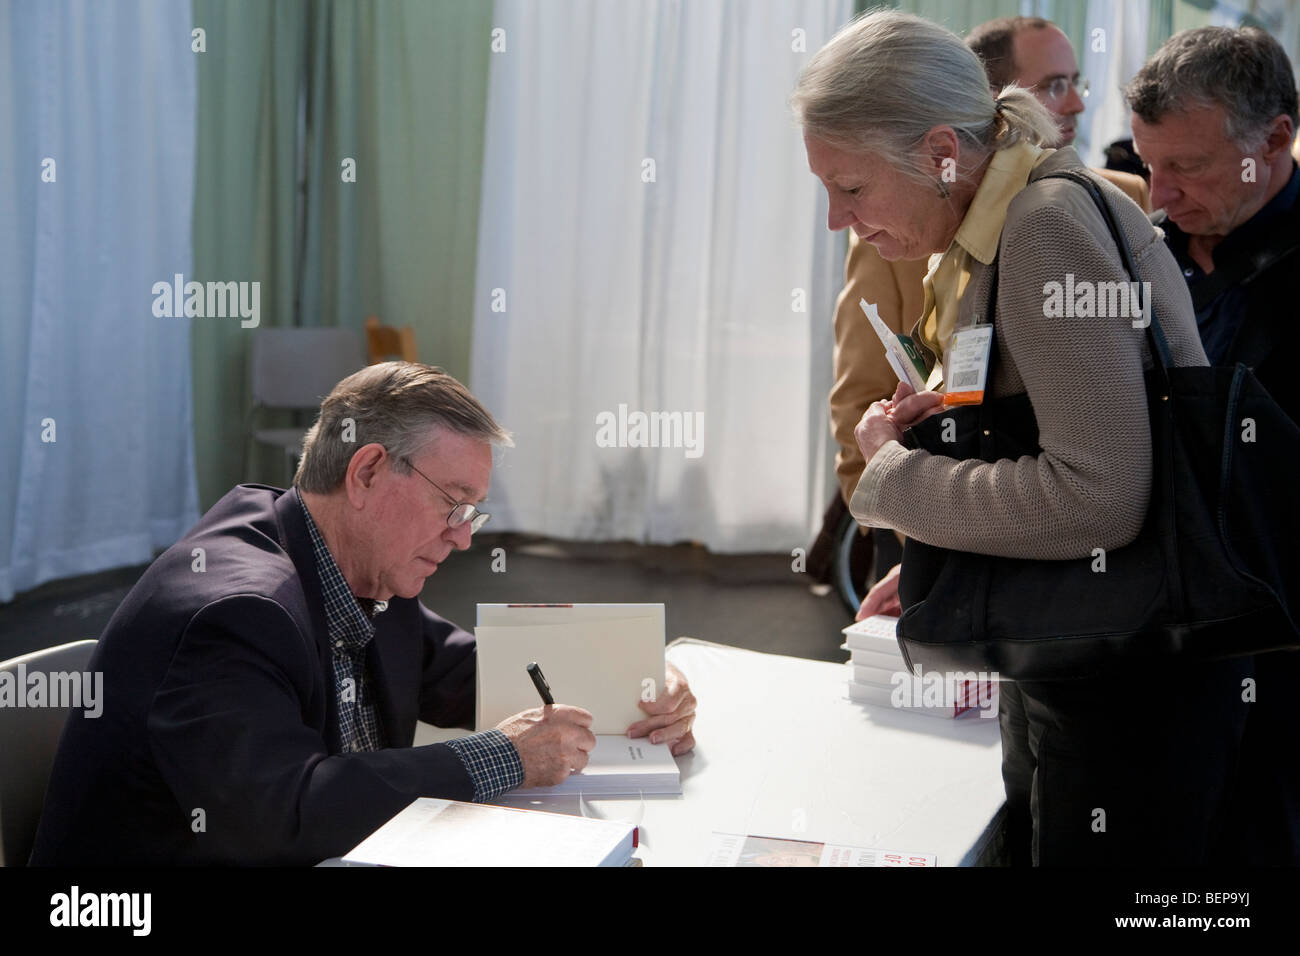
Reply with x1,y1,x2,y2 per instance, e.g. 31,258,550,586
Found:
895,169,1300,681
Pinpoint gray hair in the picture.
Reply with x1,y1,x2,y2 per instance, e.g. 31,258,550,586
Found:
790,10,1059,185
1126,26,1299,150
294,361,512,494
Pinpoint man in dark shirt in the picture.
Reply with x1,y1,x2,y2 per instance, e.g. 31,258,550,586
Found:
1151,137,1299,369
1128,25,1300,865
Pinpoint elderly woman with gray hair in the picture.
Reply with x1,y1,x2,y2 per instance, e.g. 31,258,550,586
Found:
793,10,1250,866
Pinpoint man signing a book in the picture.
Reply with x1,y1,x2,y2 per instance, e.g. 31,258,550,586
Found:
30,362,697,866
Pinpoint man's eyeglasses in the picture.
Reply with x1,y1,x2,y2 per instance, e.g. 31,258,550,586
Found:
1036,76,1089,102
402,458,490,533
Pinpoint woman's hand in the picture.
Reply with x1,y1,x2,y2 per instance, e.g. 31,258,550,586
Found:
856,562,902,620
854,381,945,463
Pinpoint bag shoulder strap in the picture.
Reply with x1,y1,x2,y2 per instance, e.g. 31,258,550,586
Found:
1033,169,1175,376
976,167,1167,452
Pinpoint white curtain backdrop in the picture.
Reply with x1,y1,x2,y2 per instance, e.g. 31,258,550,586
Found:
1078,0,1150,168
471,0,851,552
0,0,199,602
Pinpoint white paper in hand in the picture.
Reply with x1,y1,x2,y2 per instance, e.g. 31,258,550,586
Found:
860,298,929,392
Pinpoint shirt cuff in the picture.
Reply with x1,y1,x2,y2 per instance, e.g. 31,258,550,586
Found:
445,729,525,802
848,439,908,527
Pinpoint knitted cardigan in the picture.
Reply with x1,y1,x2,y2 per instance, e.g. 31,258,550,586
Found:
849,147,1207,560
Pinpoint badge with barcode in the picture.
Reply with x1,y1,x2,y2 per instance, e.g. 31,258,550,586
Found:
943,325,993,406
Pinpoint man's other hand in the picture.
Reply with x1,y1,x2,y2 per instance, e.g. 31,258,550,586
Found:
626,661,696,756
497,704,597,788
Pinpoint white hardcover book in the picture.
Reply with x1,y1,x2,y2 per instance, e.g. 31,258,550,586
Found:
841,614,904,655
839,645,907,672
343,797,635,867
848,679,962,717
853,663,900,686
475,603,664,734
848,676,998,718
522,735,681,796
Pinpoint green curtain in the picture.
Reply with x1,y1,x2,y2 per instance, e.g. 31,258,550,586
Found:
297,1,493,354
1149,0,1174,56
884,0,1021,33
872,1,1093,54
191,0,308,507
190,0,493,509
1172,0,1213,36
871,1,1197,58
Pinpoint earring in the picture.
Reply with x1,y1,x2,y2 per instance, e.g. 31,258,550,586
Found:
936,180,950,199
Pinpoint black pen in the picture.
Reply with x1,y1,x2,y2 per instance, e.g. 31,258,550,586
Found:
526,661,554,706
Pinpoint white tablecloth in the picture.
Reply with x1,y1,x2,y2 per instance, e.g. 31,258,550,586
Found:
419,638,1005,866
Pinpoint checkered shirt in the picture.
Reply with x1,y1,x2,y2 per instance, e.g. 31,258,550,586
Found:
298,494,386,754
444,729,524,801
296,492,523,799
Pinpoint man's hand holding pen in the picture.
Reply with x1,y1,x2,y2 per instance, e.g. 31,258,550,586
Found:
498,660,697,788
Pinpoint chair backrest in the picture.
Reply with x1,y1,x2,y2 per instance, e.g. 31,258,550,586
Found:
365,315,418,364
249,328,366,410
0,640,97,866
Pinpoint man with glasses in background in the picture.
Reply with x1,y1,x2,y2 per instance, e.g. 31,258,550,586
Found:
31,362,696,865
831,15,1150,623
970,16,1092,150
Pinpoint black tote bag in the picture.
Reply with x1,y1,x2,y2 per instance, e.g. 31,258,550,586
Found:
895,170,1300,681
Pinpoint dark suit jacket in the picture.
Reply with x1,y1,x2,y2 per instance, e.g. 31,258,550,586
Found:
30,484,479,866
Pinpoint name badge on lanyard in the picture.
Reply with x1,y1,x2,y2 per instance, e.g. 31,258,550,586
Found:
943,325,994,407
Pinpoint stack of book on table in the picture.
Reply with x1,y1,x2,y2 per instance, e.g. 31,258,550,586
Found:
841,615,996,719
343,798,638,867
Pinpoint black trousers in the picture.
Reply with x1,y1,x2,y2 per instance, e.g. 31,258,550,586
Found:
1212,649,1300,865
999,657,1253,866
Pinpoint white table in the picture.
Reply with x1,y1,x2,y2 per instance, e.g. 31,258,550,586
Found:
416,638,1006,866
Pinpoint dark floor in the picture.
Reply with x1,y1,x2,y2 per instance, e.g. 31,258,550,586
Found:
0,533,855,664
